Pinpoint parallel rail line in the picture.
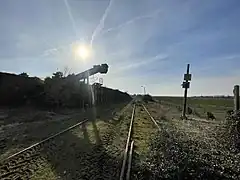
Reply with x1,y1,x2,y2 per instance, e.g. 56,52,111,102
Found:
0,119,89,179
4,120,88,161
1,100,159,180
0,101,134,179
119,102,161,180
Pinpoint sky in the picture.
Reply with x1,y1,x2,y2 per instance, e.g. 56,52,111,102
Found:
0,0,240,96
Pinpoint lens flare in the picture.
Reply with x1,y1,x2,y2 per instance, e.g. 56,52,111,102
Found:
76,45,90,59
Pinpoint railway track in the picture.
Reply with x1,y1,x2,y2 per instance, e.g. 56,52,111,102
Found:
0,101,133,179
0,100,160,179
0,120,88,179
119,102,161,180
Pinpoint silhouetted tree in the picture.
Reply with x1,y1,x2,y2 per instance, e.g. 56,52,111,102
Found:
44,77,52,83
52,71,63,79
19,72,29,77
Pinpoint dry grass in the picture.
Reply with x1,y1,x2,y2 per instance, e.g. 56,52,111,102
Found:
0,102,130,179
133,102,240,179
2,100,239,179
155,96,234,121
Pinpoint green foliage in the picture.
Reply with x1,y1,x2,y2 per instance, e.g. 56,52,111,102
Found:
44,76,52,82
0,70,132,108
225,111,240,150
19,72,29,77
142,94,154,102
52,71,63,79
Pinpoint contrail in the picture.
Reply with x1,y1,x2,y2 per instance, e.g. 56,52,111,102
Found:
101,9,161,35
64,0,78,38
42,38,89,57
42,44,69,57
90,0,114,47
42,0,78,57
112,53,168,74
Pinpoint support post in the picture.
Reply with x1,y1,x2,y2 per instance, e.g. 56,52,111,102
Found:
141,86,146,95
87,76,89,85
86,75,92,107
233,85,239,114
82,78,86,111
182,64,190,118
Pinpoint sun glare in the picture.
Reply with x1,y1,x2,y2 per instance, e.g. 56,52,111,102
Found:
73,44,91,60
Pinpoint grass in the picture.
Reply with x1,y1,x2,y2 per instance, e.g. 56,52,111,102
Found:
27,112,128,179
31,161,57,180
155,96,234,121
2,99,238,179
0,101,131,179
135,102,240,179
132,106,158,156
155,96,233,108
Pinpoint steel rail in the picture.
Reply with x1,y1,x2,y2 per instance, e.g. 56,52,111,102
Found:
142,104,161,131
119,104,135,180
120,103,161,180
3,119,88,161
3,100,134,162
126,140,134,180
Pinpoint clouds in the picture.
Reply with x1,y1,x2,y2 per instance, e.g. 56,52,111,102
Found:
110,53,169,77
63,0,78,38
101,8,161,36
0,0,240,96
90,0,114,47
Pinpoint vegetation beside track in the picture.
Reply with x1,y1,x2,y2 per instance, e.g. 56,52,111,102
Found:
116,102,160,180
0,102,131,180
133,102,240,180
155,96,234,121
2,99,239,180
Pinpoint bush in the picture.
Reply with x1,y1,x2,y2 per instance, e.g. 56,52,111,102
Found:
226,110,240,151
206,112,216,120
187,107,193,114
142,94,154,102
0,71,132,108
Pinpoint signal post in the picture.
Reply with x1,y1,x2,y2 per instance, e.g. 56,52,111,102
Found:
181,64,192,119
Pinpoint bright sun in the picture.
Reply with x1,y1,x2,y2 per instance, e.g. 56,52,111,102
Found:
74,44,91,60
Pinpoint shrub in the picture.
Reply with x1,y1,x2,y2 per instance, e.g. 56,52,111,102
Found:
206,112,216,120
226,111,240,151
142,94,154,102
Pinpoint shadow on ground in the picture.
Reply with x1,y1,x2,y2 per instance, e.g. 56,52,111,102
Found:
0,101,129,161
33,106,125,180
93,101,130,122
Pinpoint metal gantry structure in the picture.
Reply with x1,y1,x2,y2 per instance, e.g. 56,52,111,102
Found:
75,64,108,84
75,63,109,107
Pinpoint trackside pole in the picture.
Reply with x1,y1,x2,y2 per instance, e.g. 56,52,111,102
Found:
182,64,192,119
233,85,240,115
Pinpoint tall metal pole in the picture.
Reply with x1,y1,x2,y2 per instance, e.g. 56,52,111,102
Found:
182,64,190,118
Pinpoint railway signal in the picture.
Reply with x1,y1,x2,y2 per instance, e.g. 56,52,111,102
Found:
182,64,192,119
